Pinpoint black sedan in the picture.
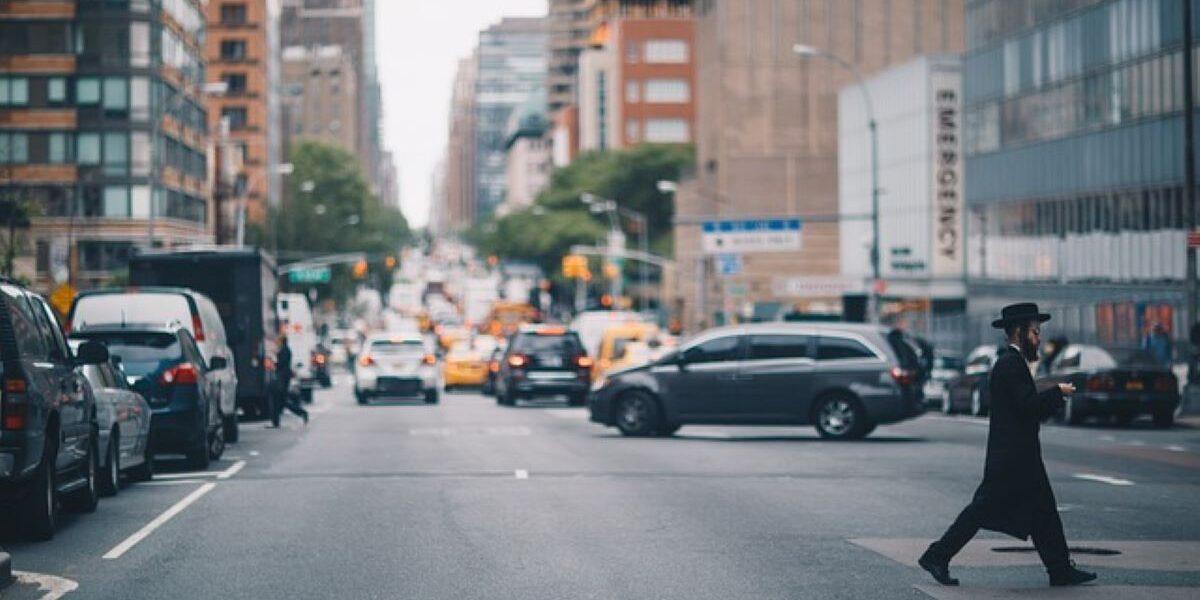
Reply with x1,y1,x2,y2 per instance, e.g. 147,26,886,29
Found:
1038,344,1179,427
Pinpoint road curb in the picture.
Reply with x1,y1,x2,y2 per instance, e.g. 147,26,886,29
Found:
0,548,12,590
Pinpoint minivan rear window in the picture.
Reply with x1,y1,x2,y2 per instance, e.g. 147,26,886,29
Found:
817,337,876,360
72,332,181,378
512,333,583,355
72,293,191,332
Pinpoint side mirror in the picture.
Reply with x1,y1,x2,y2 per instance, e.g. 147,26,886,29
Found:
75,341,110,366
210,356,229,371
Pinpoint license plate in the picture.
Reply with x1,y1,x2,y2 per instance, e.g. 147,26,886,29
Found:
528,371,574,380
1125,381,1144,391
540,357,563,368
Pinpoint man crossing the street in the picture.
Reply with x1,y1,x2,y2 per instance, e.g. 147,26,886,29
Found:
270,334,309,428
919,303,1097,587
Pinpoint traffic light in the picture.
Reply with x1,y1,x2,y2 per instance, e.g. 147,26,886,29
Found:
352,259,368,279
602,261,620,279
562,254,588,278
385,255,397,270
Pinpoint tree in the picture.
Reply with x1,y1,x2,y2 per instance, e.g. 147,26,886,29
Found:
0,193,35,277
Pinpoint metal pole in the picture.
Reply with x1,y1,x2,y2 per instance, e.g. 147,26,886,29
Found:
638,213,648,314
870,117,880,324
1185,0,1196,340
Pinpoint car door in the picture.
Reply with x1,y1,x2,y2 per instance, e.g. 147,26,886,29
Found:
199,296,238,417
4,288,57,464
33,295,90,466
111,360,151,464
182,333,218,432
735,333,816,423
663,334,746,422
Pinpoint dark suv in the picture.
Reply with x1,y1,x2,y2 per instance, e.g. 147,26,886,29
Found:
0,281,110,540
495,326,592,406
71,325,225,470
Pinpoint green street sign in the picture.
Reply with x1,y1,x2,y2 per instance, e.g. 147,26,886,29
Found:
289,267,331,284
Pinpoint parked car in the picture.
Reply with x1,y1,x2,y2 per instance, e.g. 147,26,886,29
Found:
923,353,964,408
588,323,926,440
277,293,319,403
495,325,593,407
1039,344,1180,427
71,325,226,470
129,248,278,421
0,280,109,540
70,341,153,493
942,344,1002,416
69,287,240,443
354,335,440,404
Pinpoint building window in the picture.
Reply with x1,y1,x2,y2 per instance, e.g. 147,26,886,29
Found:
47,77,67,104
222,73,247,94
130,77,150,120
131,132,151,176
102,77,128,111
0,78,29,106
76,78,101,105
79,241,135,272
130,22,151,67
220,3,248,25
643,39,688,64
625,80,640,103
48,133,70,163
103,186,129,217
220,40,247,61
0,133,29,164
625,42,640,63
644,79,690,103
77,133,100,164
644,118,690,143
222,107,248,130
102,133,127,175
626,119,640,142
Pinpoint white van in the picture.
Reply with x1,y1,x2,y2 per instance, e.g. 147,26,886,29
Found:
276,293,319,402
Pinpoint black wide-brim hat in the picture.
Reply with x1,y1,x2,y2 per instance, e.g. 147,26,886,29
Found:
991,302,1052,329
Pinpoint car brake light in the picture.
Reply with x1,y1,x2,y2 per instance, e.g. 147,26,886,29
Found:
1085,375,1114,391
161,363,199,386
191,314,206,341
423,354,437,365
575,356,594,368
359,355,376,367
890,367,915,385
313,353,326,365
488,361,500,373
2,377,28,430
508,354,528,368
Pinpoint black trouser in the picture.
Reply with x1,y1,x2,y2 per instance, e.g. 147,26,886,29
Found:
271,377,308,426
926,500,1070,572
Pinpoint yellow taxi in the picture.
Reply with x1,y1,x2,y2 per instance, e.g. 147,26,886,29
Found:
442,337,498,389
593,322,660,381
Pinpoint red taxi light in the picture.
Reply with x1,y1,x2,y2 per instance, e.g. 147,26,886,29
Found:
2,377,28,429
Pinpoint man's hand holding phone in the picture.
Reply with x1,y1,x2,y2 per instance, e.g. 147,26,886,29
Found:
1058,383,1076,396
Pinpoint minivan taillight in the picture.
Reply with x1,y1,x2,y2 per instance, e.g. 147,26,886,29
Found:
890,367,915,386
161,363,199,386
507,354,528,368
2,377,28,430
192,314,206,341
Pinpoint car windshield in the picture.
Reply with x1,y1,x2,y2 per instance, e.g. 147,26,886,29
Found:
71,293,191,332
512,334,582,355
72,332,181,378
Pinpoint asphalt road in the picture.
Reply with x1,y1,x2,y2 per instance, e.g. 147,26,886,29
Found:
3,374,1199,599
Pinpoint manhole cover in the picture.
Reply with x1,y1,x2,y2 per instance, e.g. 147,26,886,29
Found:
992,546,1120,556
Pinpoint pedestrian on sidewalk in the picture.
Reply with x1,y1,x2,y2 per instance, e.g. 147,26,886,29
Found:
270,334,308,428
919,303,1096,588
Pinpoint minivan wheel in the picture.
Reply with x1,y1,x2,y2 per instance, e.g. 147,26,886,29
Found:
98,431,120,497
129,442,154,483
615,391,660,437
208,422,226,461
63,434,100,513
22,435,59,540
223,411,239,443
814,394,867,440
188,427,211,470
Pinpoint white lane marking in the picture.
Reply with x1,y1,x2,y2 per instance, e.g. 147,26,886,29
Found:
11,571,79,600
216,460,246,480
1100,435,1117,442
152,471,220,480
249,450,260,456
1073,473,1134,486
140,479,206,487
547,409,587,420
514,469,529,480
923,415,989,426
1165,445,1187,452
1127,440,1147,446
103,482,217,559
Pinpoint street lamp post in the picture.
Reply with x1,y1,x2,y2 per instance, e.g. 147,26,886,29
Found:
582,192,649,311
793,44,880,323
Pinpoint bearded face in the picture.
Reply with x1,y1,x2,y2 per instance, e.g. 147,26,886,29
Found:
1018,322,1041,362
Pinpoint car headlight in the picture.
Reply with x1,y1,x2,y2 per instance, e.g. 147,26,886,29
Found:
590,375,609,392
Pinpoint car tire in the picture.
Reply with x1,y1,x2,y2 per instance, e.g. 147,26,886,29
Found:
223,411,239,443
1153,410,1174,429
98,429,120,498
63,433,99,514
22,433,59,541
656,422,682,437
567,392,587,407
187,424,211,470
1113,413,1135,427
208,421,226,461
970,387,988,417
941,390,954,415
356,389,368,405
129,442,154,483
424,389,440,404
813,393,869,440
499,388,516,407
614,391,661,437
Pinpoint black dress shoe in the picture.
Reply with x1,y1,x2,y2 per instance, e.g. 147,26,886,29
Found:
1049,562,1097,586
918,553,960,586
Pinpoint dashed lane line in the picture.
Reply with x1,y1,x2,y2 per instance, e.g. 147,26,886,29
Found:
103,482,217,559
217,460,246,480
1073,472,1135,486
514,469,529,479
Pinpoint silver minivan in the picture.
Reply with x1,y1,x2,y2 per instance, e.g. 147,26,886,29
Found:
588,322,926,439
68,288,240,442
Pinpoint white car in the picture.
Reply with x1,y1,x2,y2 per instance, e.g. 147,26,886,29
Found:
277,293,319,402
354,335,441,404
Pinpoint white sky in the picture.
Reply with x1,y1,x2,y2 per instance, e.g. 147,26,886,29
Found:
376,0,548,229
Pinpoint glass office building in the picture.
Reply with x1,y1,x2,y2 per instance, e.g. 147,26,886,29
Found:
962,0,1198,349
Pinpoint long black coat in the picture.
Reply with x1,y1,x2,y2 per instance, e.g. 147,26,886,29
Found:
969,346,1064,539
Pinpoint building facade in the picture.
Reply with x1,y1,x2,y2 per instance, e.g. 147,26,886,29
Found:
839,55,966,349
961,0,1198,351
673,0,964,331
205,0,279,243
1,0,213,292
442,54,478,231
474,17,547,219
502,91,552,214
547,0,592,114
280,45,359,156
